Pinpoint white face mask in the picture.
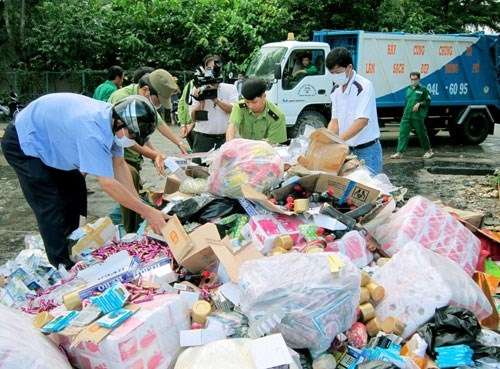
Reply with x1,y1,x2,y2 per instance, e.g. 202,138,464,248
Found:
114,133,137,147
411,80,419,87
332,71,349,86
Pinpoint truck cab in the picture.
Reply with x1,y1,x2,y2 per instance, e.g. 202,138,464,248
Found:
245,39,333,138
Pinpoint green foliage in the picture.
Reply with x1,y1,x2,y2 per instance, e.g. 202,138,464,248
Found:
3,0,499,73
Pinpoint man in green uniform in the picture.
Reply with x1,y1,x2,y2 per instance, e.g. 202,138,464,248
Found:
391,72,433,159
93,66,125,102
108,69,189,233
226,78,287,145
292,54,318,80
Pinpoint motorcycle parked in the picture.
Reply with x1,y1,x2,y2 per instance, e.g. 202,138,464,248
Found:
8,92,24,121
0,92,24,122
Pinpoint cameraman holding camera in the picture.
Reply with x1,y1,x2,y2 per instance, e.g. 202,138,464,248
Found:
187,55,238,162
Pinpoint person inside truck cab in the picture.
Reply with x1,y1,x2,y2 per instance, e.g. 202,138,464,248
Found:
292,54,318,80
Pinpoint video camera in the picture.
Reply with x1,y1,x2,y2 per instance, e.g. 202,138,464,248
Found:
192,61,223,101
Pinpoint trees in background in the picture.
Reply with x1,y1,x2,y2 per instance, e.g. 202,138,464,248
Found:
0,0,499,73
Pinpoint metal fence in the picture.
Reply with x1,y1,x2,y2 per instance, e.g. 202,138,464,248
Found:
0,70,194,106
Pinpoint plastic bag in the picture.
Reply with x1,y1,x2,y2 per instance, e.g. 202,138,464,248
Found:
371,242,492,339
239,252,360,357
0,304,72,369
174,338,301,369
207,138,284,198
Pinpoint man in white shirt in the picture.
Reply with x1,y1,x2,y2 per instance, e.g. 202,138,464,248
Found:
189,55,239,163
326,47,383,174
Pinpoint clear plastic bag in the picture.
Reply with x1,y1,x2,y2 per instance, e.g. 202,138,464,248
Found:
371,242,492,339
207,138,284,198
239,252,360,357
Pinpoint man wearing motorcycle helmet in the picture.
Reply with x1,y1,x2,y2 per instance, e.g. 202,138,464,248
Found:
1,93,171,270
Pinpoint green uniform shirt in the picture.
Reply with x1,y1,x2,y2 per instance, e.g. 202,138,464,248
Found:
403,84,431,120
296,64,318,80
108,84,164,166
93,80,118,102
229,99,287,144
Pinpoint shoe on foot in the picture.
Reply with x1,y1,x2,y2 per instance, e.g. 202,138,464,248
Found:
423,150,434,159
390,152,403,159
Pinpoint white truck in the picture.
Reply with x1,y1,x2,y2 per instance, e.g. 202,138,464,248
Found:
244,30,500,144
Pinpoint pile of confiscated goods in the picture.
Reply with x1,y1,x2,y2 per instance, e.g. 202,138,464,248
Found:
1,131,500,369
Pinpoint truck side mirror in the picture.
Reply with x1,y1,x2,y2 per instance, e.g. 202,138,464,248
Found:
274,63,282,80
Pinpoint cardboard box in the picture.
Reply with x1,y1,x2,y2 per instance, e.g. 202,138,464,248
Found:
164,166,210,194
297,128,349,174
434,200,485,228
208,237,264,283
69,217,116,259
240,174,380,218
161,215,220,273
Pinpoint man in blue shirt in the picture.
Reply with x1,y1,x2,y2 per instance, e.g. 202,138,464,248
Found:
1,93,170,269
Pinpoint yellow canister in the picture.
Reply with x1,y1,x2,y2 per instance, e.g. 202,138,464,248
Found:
366,281,385,302
365,317,382,337
359,302,376,322
33,311,55,329
274,235,294,250
191,300,212,326
381,316,406,336
293,198,309,213
360,270,371,287
359,287,371,304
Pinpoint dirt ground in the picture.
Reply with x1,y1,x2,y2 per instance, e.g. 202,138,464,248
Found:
1,123,499,265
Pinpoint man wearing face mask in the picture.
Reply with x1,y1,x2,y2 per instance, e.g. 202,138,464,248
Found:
390,72,433,159
326,47,383,174
109,69,188,233
1,93,170,269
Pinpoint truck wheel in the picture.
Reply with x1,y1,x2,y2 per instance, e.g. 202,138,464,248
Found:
289,110,328,138
454,111,489,145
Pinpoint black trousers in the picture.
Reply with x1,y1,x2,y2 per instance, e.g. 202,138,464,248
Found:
192,132,226,165
1,124,86,268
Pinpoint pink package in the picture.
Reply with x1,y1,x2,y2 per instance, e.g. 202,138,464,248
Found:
373,195,480,275
51,294,190,369
249,213,305,254
324,230,374,267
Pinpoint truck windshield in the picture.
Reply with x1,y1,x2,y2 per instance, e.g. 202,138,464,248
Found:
246,46,287,80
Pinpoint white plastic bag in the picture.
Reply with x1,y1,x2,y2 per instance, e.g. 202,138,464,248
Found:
174,338,302,369
239,252,360,357
0,304,72,369
371,242,492,339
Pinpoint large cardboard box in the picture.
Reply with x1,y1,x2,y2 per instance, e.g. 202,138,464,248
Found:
297,128,349,174
240,174,380,218
161,215,220,273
